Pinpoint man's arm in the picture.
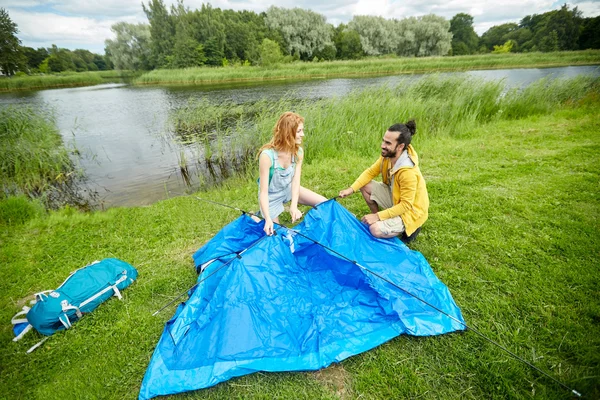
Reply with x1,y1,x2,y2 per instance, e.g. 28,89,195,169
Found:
339,157,383,197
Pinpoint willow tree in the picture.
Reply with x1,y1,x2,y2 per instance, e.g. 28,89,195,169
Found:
104,22,152,70
265,6,334,60
347,15,396,56
407,14,452,56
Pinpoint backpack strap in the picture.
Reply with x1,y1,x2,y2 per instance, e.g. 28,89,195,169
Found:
12,306,33,342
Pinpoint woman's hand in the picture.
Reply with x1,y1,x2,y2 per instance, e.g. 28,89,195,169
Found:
290,207,303,223
263,218,275,236
339,187,354,198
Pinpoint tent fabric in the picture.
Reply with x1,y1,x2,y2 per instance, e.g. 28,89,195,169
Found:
139,200,464,400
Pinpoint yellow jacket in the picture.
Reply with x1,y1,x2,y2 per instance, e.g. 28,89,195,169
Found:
350,145,429,236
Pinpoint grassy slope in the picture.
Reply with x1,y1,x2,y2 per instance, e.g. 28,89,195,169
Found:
0,103,598,398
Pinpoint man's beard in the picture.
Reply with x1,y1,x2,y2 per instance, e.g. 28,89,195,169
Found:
381,148,398,158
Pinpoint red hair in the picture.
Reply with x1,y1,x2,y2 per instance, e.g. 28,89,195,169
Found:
259,112,304,157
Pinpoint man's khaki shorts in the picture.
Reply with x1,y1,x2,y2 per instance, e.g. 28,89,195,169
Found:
369,180,406,235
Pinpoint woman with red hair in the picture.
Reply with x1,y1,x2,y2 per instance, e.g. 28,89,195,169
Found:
257,112,326,235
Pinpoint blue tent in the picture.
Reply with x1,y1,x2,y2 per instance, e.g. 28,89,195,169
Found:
139,200,465,399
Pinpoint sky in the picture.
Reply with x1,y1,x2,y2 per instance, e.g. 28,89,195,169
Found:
2,0,599,54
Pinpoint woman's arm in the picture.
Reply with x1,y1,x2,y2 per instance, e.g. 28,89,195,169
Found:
258,152,274,235
289,150,303,222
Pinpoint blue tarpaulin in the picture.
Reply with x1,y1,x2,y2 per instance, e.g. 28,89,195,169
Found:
139,200,465,399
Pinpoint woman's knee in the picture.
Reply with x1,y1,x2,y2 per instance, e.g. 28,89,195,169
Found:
299,186,327,206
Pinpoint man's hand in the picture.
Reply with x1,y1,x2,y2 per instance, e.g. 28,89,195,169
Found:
263,218,275,236
290,207,303,223
361,213,380,225
338,187,354,198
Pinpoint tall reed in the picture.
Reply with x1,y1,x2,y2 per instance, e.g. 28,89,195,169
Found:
171,74,599,179
0,106,80,204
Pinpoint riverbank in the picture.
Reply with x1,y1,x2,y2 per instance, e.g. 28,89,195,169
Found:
1,77,598,398
0,70,137,92
135,50,600,86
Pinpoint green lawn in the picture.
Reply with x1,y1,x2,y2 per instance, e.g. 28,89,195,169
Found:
0,85,598,399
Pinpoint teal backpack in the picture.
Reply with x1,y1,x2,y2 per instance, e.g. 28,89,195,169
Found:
11,258,137,352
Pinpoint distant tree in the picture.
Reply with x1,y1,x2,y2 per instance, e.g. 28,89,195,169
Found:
313,45,336,61
104,22,152,70
0,8,26,75
72,49,99,71
450,13,479,55
46,45,75,72
334,25,363,59
220,9,268,63
518,5,583,52
202,37,224,66
170,7,207,68
22,47,49,71
265,7,335,60
92,54,109,70
258,38,283,66
538,30,560,52
172,27,206,68
480,23,519,51
348,16,396,56
181,4,226,66
579,16,600,49
410,14,453,57
543,5,582,50
143,0,176,68
391,18,417,57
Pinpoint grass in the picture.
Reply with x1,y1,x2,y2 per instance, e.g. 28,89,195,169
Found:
0,106,81,204
0,77,599,399
135,50,600,86
0,70,138,92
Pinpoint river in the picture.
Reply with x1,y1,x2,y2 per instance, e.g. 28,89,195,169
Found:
2,65,598,208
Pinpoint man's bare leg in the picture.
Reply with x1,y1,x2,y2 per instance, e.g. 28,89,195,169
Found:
359,182,379,214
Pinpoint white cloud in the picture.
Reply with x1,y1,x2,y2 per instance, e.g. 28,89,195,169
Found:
572,1,600,16
53,0,144,18
10,10,129,52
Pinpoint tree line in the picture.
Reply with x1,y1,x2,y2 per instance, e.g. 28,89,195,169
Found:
0,8,111,76
106,1,600,70
1,3,599,76
452,5,599,54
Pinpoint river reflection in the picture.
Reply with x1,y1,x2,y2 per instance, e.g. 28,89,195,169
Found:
2,65,598,208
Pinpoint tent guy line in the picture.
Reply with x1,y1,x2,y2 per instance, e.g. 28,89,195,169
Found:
165,196,582,397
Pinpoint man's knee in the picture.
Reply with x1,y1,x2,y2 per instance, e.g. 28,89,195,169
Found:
359,185,370,197
369,221,403,239
369,223,391,238
359,184,375,203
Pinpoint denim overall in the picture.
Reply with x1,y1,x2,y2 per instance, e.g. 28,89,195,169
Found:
258,148,296,219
